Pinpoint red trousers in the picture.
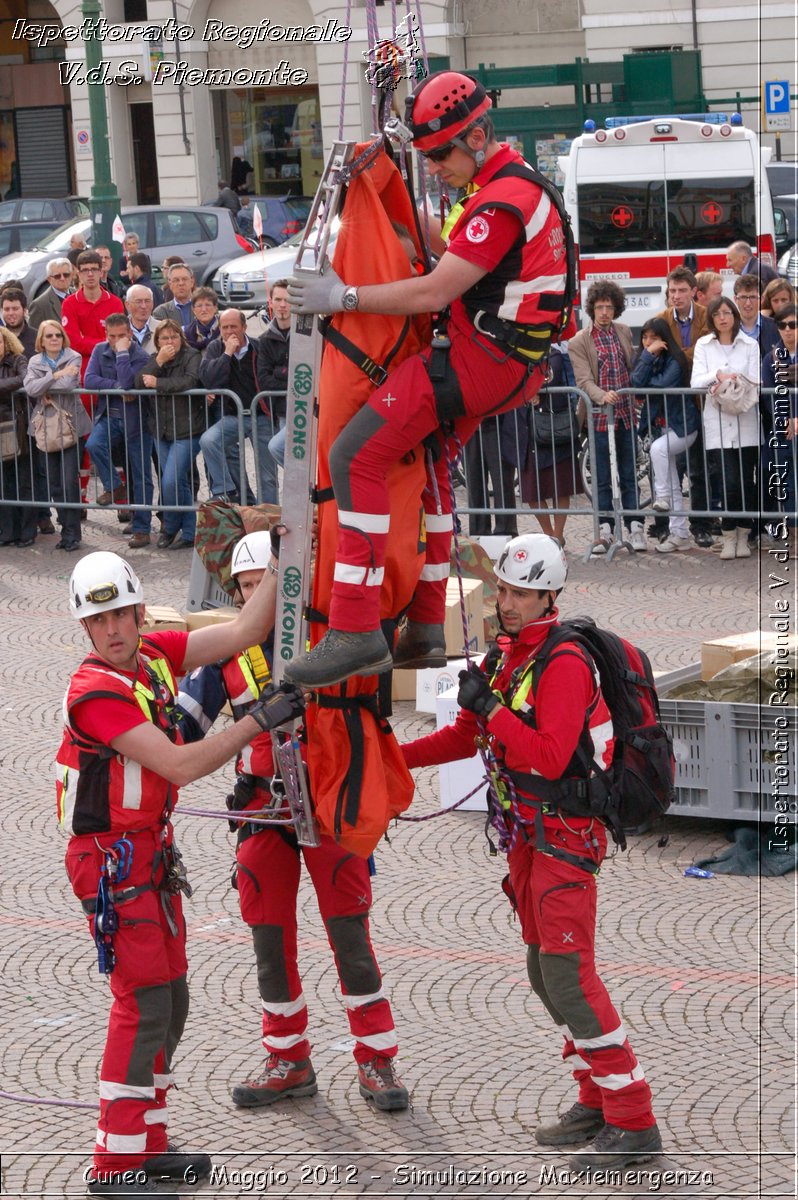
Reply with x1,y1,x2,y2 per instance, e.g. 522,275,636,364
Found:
327,332,543,632
65,826,188,1173
236,823,397,1065
507,815,656,1131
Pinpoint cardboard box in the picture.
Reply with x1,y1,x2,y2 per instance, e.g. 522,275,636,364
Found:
184,607,238,631
141,605,187,632
436,686,487,811
391,669,417,703
700,630,798,681
416,658,468,714
444,577,484,657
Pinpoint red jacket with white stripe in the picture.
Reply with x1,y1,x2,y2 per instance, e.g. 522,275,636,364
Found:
402,610,614,793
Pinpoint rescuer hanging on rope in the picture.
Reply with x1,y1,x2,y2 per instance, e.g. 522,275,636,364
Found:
56,551,304,1199
285,70,573,689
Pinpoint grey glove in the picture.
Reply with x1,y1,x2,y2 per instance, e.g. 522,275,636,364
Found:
287,266,347,315
249,682,305,732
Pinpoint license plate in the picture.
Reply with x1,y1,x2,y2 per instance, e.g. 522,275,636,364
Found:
625,293,656,310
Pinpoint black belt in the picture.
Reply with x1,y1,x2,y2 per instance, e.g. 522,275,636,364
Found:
81,881,152,915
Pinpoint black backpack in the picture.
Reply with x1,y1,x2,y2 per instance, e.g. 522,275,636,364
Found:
532,617,675,850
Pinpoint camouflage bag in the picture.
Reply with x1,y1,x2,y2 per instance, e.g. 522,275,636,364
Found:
194,500,281,600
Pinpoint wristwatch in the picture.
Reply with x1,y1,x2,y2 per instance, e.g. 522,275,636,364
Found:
341,286,360,312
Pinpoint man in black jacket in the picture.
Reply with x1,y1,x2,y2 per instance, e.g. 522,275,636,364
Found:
199,308,277,503
255,280,291,488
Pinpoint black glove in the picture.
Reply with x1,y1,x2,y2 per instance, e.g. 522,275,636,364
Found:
457,666,500,719
249,682,305,732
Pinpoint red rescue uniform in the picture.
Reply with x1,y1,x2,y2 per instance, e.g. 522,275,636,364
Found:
402,610,657,1132
328,144,567,633
57,631,191,1175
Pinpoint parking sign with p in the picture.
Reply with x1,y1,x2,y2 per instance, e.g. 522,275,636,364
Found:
764,80,791,131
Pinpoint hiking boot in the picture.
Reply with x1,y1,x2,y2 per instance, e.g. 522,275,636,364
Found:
86,1173,176,1198
231,1054,317,1108
128,533,151,549
534,1102,605,1147
97,486,127,507
393,620,447,669
143,1148,212,1182
357,1055,409,1112
283,629,393,688
567,1122,663,1171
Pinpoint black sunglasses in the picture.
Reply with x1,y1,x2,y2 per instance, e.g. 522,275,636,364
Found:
418,142,456,164
777,320,798,330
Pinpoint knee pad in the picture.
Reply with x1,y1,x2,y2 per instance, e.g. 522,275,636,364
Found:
326,913,381,997
328,406,386,510
539,952,602,1040
526,944,565,1025
128,982,172,1085
252,924,291,1004
165,974,189,1066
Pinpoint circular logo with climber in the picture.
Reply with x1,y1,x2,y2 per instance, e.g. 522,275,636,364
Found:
293,363,312,396
282,566,302,599
466,215,490,243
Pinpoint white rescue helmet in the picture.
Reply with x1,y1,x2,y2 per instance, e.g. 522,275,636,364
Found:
230,531,273,578
494,534,567,592
69,551,144,619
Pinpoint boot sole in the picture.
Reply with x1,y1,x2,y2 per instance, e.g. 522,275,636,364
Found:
567,1146,661,1171
392,652,447,670
359,1083,409,1112
231,1080,318,1108
284,654,394,688
535,1121,605,1147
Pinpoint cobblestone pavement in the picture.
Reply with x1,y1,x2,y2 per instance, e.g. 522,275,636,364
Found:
0,506,794,1199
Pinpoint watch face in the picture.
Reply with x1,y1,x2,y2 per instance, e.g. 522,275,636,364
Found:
343,287,358,311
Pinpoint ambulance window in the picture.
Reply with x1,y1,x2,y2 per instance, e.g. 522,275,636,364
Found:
665,178,756,250
576,183,666,253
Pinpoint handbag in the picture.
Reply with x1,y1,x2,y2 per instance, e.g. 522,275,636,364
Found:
32,399,77,453
708,375,759,416
531,395,579,447
0,419,19,461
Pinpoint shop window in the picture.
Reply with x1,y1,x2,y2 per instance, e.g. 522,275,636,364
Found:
218,88,323,198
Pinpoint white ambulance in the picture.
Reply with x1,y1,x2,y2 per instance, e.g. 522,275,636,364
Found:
559,114,778,330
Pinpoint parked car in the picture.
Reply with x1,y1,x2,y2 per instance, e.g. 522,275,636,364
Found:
766,162,798,201
213,218,341,308
0,196,89,224
777,240,798,286
0,221,65,258
237,195,313,247
0,205,253,297
772,194,798,258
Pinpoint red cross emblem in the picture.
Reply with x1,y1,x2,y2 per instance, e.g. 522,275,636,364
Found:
611,205,634,229
701,201,724,225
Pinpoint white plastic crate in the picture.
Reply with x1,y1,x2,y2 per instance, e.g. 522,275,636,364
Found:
186,550,231,611
658,664,797,821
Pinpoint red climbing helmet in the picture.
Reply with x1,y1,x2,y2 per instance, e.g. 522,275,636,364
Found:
406,71,491,152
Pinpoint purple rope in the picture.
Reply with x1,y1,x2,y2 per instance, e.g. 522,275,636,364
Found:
0,1090,96,1110
396,776,489,821
177,806,293,826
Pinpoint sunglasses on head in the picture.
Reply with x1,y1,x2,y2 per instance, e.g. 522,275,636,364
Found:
418,142,456,164
777,320,798,330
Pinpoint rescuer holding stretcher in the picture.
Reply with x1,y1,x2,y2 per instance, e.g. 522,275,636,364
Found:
285,70,571,688
56,551,304,1199
176,531,408,1115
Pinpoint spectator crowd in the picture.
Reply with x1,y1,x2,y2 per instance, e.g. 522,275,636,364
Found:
0,238,795,559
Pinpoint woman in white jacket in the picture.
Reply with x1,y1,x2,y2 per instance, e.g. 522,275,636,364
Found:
690,296,761,560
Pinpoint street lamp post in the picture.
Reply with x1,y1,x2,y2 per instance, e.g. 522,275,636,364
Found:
82,0,122,252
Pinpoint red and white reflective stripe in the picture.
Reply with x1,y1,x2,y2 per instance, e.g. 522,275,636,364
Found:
589,719,614,771
419,562,450,582
56,760,78,829
144,1108,168,1125
333,563,385,586
498,276,567,322
524,191,552,241
121,756,143,810
240,742,255,773
573,1022,627,1051
152,1072,173,1089
99,1080,154,1101
342,987,386,1009
262,993,307,1018
424,513,453,533
356,1028,398,1051
263,1030,307,1050
337,509,390,534
97,1129,148,1153
594,1063,646,1091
